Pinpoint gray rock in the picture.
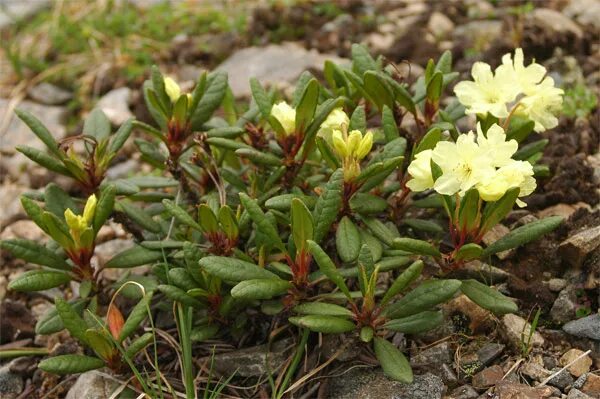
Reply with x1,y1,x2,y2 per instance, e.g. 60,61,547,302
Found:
27,83,72,105
550,286,578,323
562,0,600,30
453,20,502,51
0,220,47,242
427,12,454,38
201,339,290,378
0,364,23,399
567,388,593,399
410,341,452,373
447,384,478,399
328,369,445,399
559,225,600,268
0,0,51,29
0,184,28,228
217,43,346,97
472,365,504,389
0,99,67,154
96,87,133,126
547,278,568,293
547,367,574,391
501,314,545,350
66,371,118,399
563,313,600,341
477,343,505,366
529,8,584,39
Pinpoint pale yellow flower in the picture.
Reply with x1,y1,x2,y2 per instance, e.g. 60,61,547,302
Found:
497,48,547,94
477,160,535,207
164,77,181,103
332,130,348,157
518,77,564,132
270,102,296,136
318,108,349,140
406,149,434,192
354,131,373,160
476,123,517,167
431,132,496,196
454,62,519,118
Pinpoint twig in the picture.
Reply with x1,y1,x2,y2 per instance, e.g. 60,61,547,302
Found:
538,349,591,387
502,358,524,380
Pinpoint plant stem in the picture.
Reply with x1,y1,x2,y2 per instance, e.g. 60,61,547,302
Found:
276,328,310,399
176,304,196,399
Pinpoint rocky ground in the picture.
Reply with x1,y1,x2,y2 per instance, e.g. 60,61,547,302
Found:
0,0,599,398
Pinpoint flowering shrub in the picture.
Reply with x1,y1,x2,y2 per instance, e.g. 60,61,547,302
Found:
1,45,565,388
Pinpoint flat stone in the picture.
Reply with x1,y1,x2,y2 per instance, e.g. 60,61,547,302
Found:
0,0,51,29
493,381,556,399
537,203,590,220
66,371,119,399
530,8,584,39
0,99,67,155
547,278,567,293
444,294,495,334
563,313,600,341
410,341,452,372
27,83,72,105
93,239,135,270
559,226,600,267
522,359,550,382
0,184,28,229
560,349,592,377
563,0,600,29
217,43,346,97
581,373,600,397
501,314,545,350
327,369,445,399
96,87,133,126
477,343,505,366
0,364,23,399
472,365,504,389
201,339,290,378
427,12,454,38
482,224,514,259
453,20,502,51
550,286,578,323
567,388,593,399
0,220,46,242
547,367,574,391
447,384,478,399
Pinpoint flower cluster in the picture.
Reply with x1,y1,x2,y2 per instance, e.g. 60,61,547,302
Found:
64,194,97,250
406,123,535,206
454,49,563,132
270,101,296,136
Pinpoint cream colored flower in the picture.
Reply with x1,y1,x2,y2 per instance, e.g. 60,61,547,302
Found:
355,131,373,160
476,123,517,167
319,108,349,139
431,132,496,196
497,48,547,94
270,102,296,136
406,149,434,192
477,160,535,207
518,77,564,132
64,194,97,245
164,77,181,103
454,62,519,118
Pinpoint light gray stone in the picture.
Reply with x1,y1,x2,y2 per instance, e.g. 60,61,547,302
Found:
529,8,584,39
428,12,454,38
0,0,51,29
27,83,72,105
547,278,568,293
0,184,27,229
0,99,67,154
66,371,118,399
96,87,133,126
551,286,578,323
563,313,600,341
0,364,23,399
217,43,346,97
453,20,502,51
501,314,545,350
563,0,600,30
410,341,452,373
447,384,478,399
559,225,600,267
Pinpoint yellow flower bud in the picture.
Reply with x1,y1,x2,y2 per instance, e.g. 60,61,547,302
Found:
332,130,348,158
346,130,362,156
64,209,81,232
82,194,97,225
164,77,181,103
355,131,373,160
270,102,296,136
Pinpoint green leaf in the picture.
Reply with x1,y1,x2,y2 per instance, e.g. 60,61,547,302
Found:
293,302,353,317
385,279,462,318
158,284,203,307
481,216,563,257
360,326,374,342
0,239,69,270
198,204,218,233
191,71,228,129
364,71,394,110
250,78,272,120
108,118,134,154
38,355,104,375
362,218,395,246
381,260,424,306
191,324,219,342
125,332,154,358
307,240,352,300
116,200,161,233
150,65,170,110
265,194,316,212
414,127,442,155
336,216,361,263
15,146,71,176
83,108,111,141
351,43,377,76
349,105,366,132
302,97,345,156
21,196,48,232
44,183,77,219
426,72,443,102
55,297,89,345
480,187,520,233
235,148,282,166
36,300,86,335
239,193,284,251
14,109,61,157
460,279,517,315
85,329,114,361
162,199,203,231
392,237,441,257
8,270,71,292
104,245,163,268
41,211,73,248
381,105,399,141
93,184,115,233
402,218,443,234
289,315,355,334
384,311,443,334
168,268,196,291
291,198,313,252
514,139,548,161
436,50,453,74
506,116,535,143
218,206,238,240
205,126,245,139
119,292,153,342
230,279,292,300
198,256,278,282
312,169,344,243
295,79,319,132
349,193,388,215
454,243,483,261
373,337,413,383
